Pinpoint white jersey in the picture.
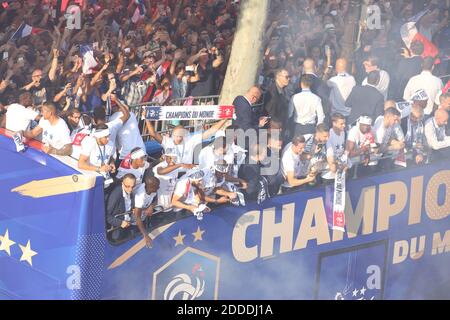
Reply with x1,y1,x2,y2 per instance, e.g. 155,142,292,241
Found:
106,116,124,145
109,112,145,159
198,145,234,170
80,136,116,168
5,104,38,132
39,117,71,150
226,144,247,177
71,127,93,159
162,132,203,166
373,116,404,147
173,176,198,206
281,142,307,188
134,183,157,209
322,129,346,179
153,161,179,209
116,158,150,187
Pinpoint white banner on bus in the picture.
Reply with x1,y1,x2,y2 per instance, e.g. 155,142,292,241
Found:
332,169,346,232
144,105,235,121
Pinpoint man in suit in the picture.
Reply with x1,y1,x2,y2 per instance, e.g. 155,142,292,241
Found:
302,59,331,123
106,173,136,240
233,86,268,131
393,40,424,100
263,69,291,142
346,70,385,127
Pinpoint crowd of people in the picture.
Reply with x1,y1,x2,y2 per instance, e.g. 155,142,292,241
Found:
1,0,450,245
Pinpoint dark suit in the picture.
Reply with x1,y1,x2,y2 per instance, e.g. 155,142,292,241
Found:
106,184,134,228
232,95,258,131
346,85,385,126
264,83,290,126
393,56,423,100
310,74,331,120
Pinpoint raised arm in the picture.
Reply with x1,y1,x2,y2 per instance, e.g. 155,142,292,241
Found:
157,163,195,175
48,48,59,82
201,119,228,140
211,47,224,69
113,95,130,123
144,120,163,144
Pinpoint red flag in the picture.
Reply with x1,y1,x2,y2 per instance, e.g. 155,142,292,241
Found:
401,21,439,61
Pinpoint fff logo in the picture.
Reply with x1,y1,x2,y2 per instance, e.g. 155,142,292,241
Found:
65,5,82,30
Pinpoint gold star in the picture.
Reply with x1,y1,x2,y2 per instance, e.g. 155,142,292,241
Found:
173,231,186,247
19,240,37,266
0,229,16,256
192,226,205,242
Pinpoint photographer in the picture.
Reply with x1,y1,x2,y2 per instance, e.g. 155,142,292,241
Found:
119,62,156,107
186,47,223,97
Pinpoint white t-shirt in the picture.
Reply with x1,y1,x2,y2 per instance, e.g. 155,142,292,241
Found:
153,161,179,209
322,129,346,179
106,116,124,145
347,125,375,149
281,142,306,188
71,127,93,159
326,129,346,159
134,183,157,209
162,132,203,166
80,136,116,168
116,159,149,187
39,117,72,150
173,176,198,205
198,145,233,170
347,125,377,166
373,116,404,146
109,112,145,159
227,143,247,177
5,104,38,132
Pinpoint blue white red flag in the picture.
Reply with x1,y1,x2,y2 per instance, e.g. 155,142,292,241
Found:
10,23,45,41
80,44,98,75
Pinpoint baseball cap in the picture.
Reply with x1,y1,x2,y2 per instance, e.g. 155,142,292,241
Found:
358,115,373,126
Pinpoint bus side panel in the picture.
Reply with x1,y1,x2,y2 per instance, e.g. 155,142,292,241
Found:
100,162,450,300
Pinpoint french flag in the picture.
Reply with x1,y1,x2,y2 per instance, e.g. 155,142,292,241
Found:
131,0,146,24
80,44,98,75
10,23,44,41
156,61,172,78
400,9,439,60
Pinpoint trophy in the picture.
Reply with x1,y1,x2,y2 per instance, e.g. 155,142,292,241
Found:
308,165,318,186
